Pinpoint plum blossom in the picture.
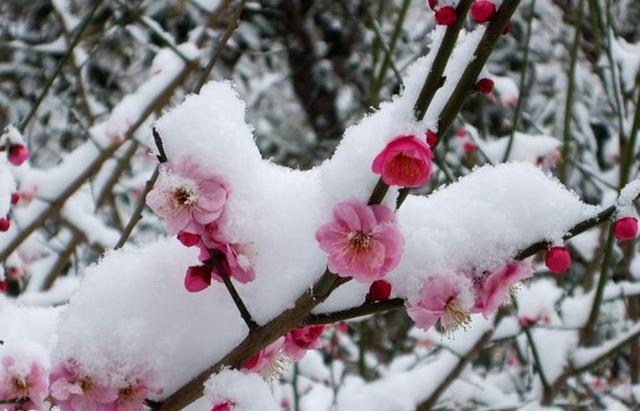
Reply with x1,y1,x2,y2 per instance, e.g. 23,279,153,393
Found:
49,361,118,411
7,144,30,166
315,200,404,282
408,275,473,332
0,357,48,409
242,337,286,378
372,135,433,188
147,156,228,235
113,379,161,411
283,325,325,360
473,261,534,316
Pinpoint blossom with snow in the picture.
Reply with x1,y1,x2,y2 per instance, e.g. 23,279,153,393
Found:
49,361,119,411
242,337,285,375
147,156,228,235
473,261,534,316
113,378,161,411
315,200,404,282
372,135,433,188
408,275,473,332
0,357,48,410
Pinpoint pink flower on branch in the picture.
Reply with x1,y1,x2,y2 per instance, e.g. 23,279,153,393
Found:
315,200,404,282
0,358,48,409
50,361,119,411
372,135,433,188
408,275,472,332
473,261,533,316
147,157,228,235
284,325,325,360
113,379,161,411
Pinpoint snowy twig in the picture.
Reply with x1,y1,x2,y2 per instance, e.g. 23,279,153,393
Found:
414,0,474,121
208,250,259,331
194,0,248,93
559,0,584,184
437,0,522,132
18,0,103,132
305,298,405,325
503,0,536,162
369,0,412,107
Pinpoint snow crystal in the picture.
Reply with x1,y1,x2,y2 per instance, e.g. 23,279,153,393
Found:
204,369,278,411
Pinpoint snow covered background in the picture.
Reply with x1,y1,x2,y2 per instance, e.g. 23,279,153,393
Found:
1,0,640,410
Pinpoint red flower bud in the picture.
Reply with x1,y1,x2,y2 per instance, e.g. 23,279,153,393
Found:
471,0,496,23
177,231,200,247
474,78,495,94
367,279,392,302
435,6,457,25
8,144,30,166
0,218,10,232
426,130,439,148
545,246,572,274
614,217,638,241
10,192,20,205
428,0,438,10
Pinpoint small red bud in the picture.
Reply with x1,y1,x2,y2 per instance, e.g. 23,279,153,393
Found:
428,0,438,10
367,279,392,302
471,0,496,23
0,281,7,293
426,130,439,148
502,19,513,35
614,217,639,241
10,192,20,205
435,6,457,25
463,142,478,153
184,265,212,293
8,144,30,166
545,246,572,274
474,78,495,94
0,218,10,232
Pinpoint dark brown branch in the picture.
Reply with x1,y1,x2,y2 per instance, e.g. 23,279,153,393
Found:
305,298,404,325
208,250,259,331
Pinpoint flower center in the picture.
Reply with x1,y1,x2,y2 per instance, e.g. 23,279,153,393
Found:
388,154,421,180
119,385,135,401
77,376,94,393
172,186,197,206
12,376,28,392
443,297,471,332
348,231,373,253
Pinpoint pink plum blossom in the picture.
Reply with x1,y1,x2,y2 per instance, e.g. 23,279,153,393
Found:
315,200,404,282
147,156,228,235
408,276,472,332
0,357,48,409
185,223,256,284
473,261,533,316
242,337,285,374
49,361,119,411
284,325,325,360
211,401,234,411
113,379,161,411
372,135,433,188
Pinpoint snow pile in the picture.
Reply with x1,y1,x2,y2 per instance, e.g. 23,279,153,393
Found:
392,162,599,298
204,369,279,411
53,238,247,396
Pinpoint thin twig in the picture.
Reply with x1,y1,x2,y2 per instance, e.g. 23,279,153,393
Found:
503,0,536,162
19,0,103,132
194,0,248,93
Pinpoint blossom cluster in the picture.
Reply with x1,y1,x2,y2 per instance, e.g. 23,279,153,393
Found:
147,156,255,292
